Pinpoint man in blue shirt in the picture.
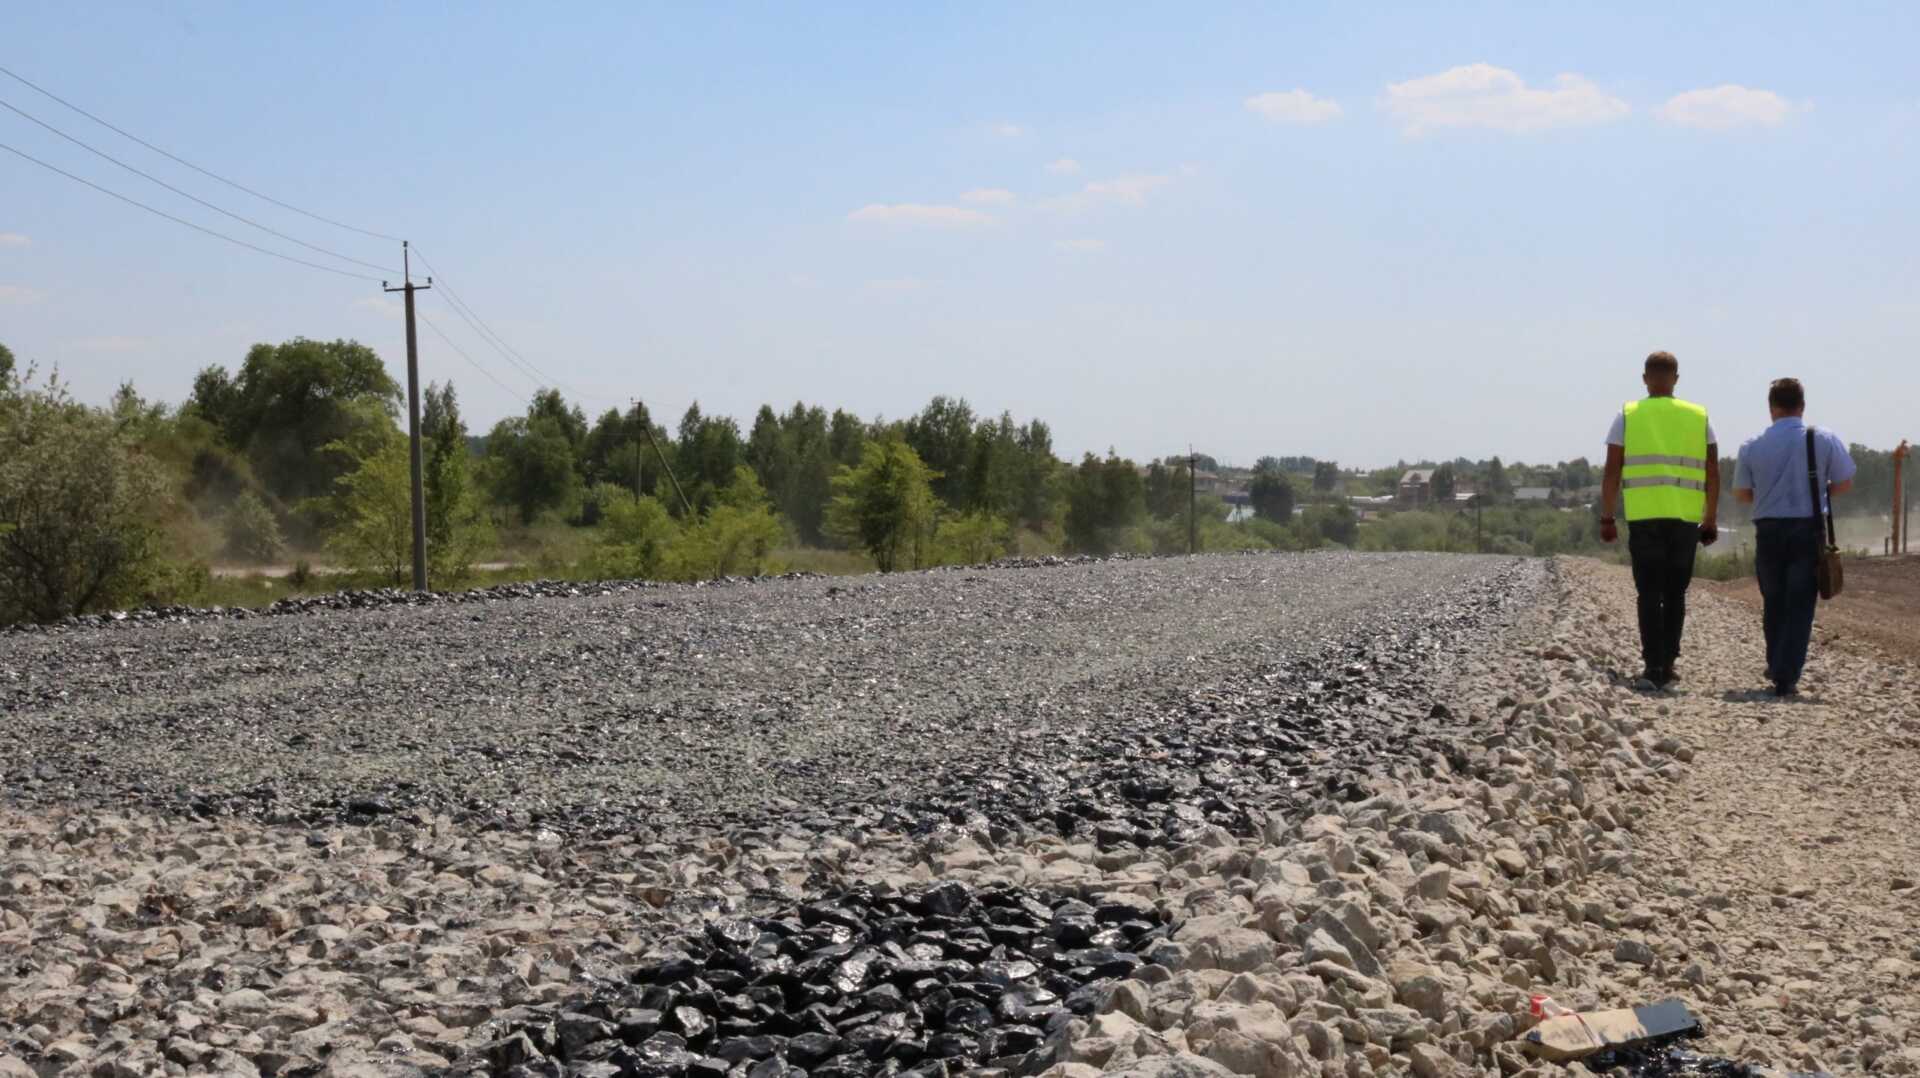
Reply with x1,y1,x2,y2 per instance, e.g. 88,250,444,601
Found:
1733,378,1856,697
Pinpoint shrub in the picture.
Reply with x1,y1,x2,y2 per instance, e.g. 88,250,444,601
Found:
0,374,171,622
223,491,287,563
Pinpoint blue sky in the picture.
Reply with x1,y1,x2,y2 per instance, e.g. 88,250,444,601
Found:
3,3,1916,467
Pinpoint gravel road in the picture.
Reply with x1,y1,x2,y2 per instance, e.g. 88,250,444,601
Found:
1,553,1531,839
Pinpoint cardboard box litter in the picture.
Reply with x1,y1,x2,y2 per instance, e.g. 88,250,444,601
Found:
1522,998,1700,1061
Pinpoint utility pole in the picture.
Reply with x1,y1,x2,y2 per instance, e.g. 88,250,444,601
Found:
383,242,431,592
1893,440,1910,556
1189,445,1198,555
629,399,645,503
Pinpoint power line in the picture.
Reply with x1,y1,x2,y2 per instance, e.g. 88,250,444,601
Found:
0,95,399,275
407,244,581,397
0,140,381,282
419,307,529,404
0,63,402,243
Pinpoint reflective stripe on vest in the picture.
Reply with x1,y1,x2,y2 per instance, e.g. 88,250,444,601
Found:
1621,397,1710,522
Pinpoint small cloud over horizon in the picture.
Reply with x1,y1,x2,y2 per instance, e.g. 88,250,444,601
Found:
1244,90,1343,124
0,284,46,305
0,233,29,249
960,187,1017,205
1054,238,1107,253
848,203,995,227
1382,63,1629,135
1044,158,1081,175
991,123,1027,138
1077,174,1171,207
1657,85,1805,130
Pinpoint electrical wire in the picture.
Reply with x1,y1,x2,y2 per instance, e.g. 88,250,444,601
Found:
0,63,403,243
407,244,582,397
0,96,399,276
0,139,382,282
419,307,529,404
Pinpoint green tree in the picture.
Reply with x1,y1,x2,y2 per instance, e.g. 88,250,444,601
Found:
222,490,286,563
903,395,978,506
1064,452,1146,555
1144,461,1178,518
485,408,584,524
589,485,679,579
933,511,1012,565
1249,460,1296,523
826,439,939,572
186,338,400,506
324,435,412,584
667,466,785,580
1485,456,1512,502
422,382,491,581
674,403,745,515
1312,461,1340,493
0,374,171,622
582,402,662,498
0,341,15,388
1431,463,1457,503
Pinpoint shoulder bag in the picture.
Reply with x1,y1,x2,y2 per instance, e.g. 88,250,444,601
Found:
1807,427,1843,600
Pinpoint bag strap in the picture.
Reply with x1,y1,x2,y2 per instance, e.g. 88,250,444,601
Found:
1806,427,1837,547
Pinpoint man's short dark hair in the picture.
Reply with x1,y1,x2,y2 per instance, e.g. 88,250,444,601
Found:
1645,351,1678,375
1769,377,1805,412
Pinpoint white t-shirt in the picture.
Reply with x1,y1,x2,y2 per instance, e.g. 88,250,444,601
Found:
1606,410,1717,448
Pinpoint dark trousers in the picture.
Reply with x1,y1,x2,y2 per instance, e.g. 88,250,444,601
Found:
1627,519,1699,672
1754,518,1821,688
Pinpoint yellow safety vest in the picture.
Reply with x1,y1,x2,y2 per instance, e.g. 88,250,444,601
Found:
1621,397,1709,522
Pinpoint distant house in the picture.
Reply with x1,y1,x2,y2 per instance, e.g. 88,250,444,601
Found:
1515,487,1556,506
1398,469,1436,507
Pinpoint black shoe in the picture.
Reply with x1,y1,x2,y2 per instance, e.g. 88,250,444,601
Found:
1662,666,1681,684
1772,682,1799,698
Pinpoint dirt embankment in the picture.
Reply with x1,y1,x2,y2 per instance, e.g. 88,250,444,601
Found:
1704,554,1920,665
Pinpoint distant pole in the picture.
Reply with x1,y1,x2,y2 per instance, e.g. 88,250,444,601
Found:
1894,440,1910,555
383,242,432,592
1475,496,1483,552
1188,445,1198,555
629,398,644,503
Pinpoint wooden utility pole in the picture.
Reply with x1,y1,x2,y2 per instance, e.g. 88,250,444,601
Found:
1893,441,1910,555
1188,446,1198,555
383,242,431,592
628,399,645,503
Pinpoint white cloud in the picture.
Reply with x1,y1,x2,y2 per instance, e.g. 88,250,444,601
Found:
1045,158,1082,175
864,277,924,294
353,296,404,320
1079,174,1171,207
1381,63,1629,134
1054,238,1107,253
0,284,45,305
847,203,995,228
1244,90,1343,125
1656,85,1803,130
0,233,28,249
69,335,145,352
991,123,1027,138
960,187,1016,205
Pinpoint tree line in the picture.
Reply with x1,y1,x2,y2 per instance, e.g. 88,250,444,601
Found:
2,335,1910,623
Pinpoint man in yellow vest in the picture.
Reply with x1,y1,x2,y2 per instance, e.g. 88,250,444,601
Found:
1599,352,1720,688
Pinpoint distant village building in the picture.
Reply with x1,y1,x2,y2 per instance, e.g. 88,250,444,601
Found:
1514,486,1556,505
1398,469,1435,508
